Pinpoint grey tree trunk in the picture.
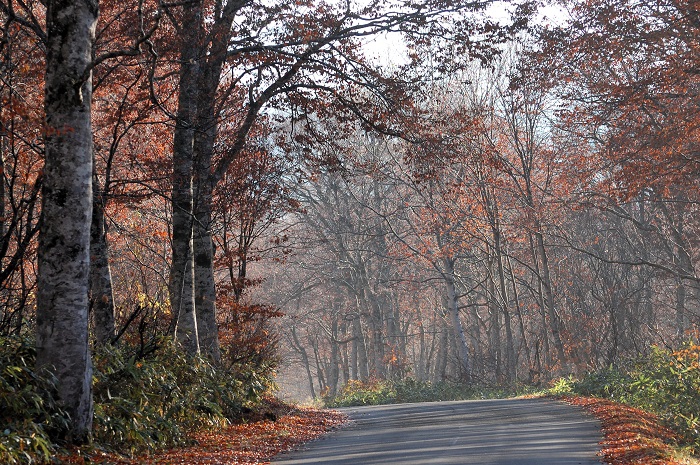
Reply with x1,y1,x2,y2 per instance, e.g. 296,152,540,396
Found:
362,286,385,377
339,319,350,384
534,230,567,370
328,315,340,397
90,173,115,345
444,258,471,382
352,309,369,380
415,302,426,381
0,147,4,254
507,253,532,381
36,0,97,441
493,237,516,383
190,1,240,362
169,0,202,355
433,318,449,383
192,158,220,360
487,271,502,381
291,325,316,399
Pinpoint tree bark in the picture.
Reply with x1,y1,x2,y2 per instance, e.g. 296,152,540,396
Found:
291,325,316,400
352,309,369,380
493,237,516,383
487,270,502,382
0,145,5,256
534,230,567,370
36,0,97,441
90,173,115,345
444,258,471,382
507,253,532,382
328,314,340,397
433,318,449,383
362,286,385,377
192,153,219,360
169,0,203,355
190,0,242,362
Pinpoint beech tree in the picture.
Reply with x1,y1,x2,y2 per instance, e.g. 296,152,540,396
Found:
157,0,517,360
537,0,700,343
35,0,98,440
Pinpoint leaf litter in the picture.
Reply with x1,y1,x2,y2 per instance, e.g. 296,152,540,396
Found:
62,395,695,465
60,402,347,465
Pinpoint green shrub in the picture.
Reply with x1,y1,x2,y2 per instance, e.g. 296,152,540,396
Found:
325,378,537,407
551,343,700,454
0,334,277,461
325,379,397,407
92,339,270,456
0,335,70,465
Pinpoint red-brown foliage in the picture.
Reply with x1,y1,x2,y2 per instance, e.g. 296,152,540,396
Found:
562,396,683,465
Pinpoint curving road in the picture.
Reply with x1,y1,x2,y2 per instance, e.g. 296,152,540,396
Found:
272,398,603,464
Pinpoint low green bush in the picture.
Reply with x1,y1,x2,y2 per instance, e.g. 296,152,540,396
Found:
0,335,69,465
550,342,700,454
92,339,272,455
325,379,397,407
325,378,537,407
0,335,276,462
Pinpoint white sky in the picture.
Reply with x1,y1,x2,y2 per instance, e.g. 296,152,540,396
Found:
360,1,567,68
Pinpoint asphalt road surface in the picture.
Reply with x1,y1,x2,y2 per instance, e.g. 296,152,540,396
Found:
271,398,603,464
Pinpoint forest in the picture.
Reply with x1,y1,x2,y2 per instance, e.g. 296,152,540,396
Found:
1,0,700,462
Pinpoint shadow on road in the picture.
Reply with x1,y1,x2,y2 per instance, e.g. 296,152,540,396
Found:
272,398,602,465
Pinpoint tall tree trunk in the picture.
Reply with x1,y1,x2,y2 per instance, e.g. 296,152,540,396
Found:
416,302,426,381
328,315,340,397
493,236,516,383
444,258,471,382
363,287,385,377
193,139,219,361
37,0,97,440
0,145,4,256
0,136,6,315
468,292,483,380
339,319,350,385
673,232,692,339
487,270,502,382
433,317,449,383
507,253,532,382
534,230,567,370
190,1,241,362
352,309,369,380
90,173,115,345
311,338,326,393
291,325,316,400
169,0,203,355
676,275,687,339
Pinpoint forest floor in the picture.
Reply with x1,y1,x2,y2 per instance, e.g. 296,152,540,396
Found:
60,401,347,465
560,396,699,465
60,396,696,465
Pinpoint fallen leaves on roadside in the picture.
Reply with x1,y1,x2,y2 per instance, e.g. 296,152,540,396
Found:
60,404,347,465
561,396,683,465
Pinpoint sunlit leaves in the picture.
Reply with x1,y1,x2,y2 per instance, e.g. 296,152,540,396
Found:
564,396,683,465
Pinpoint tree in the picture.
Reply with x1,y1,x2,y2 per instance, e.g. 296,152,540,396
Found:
160,0,514,360
537,0,700,343
167,0,202,356
541,0,700,191
89,0,161,346
35,0,98,441
0,0,44,335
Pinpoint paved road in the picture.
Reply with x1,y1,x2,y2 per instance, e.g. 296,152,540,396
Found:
272,398,603,464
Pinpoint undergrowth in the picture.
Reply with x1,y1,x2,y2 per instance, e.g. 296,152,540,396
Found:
0,336,69,464
324,377,537,407
0,335,275,464
549,341,700,455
